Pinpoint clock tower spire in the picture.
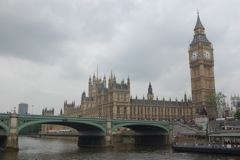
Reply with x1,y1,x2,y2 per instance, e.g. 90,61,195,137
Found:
189,13,217,119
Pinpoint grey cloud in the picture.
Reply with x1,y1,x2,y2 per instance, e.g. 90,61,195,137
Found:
0,0,240,114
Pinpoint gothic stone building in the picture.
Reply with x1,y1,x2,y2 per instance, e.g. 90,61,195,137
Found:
64,13,217,122
64,73,193,122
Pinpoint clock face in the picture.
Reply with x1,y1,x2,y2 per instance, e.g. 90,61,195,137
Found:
204,50,211,59
191,51,198,60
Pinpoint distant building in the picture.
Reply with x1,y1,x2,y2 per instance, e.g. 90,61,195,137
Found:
18,103,28,114
41,108,54,133
41,108,74,133
217,104,232,118
231,95,240,111
42,107,54,116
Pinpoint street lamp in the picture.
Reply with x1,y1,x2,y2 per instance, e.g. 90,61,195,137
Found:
32,105,33,114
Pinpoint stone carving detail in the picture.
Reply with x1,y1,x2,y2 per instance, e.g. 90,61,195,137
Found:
1,119,9,125
18,120,30,126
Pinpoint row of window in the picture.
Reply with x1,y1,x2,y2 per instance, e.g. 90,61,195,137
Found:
116,106,191,115
117,93,127,102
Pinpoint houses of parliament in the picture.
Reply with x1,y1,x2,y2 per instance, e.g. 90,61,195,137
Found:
43,13,217,123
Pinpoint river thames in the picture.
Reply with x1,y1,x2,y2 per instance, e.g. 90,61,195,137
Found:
0,137,239,160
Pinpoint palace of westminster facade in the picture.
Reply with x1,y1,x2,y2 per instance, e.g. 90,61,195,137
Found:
43,13,217,125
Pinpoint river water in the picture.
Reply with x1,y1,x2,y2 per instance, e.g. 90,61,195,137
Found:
0,136,238,160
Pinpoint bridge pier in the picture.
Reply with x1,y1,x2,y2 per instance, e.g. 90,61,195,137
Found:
77,118,113,147
78,136,105,147
77,135,113,148
5,114,19,150
0,136,7,149
105,118,112,146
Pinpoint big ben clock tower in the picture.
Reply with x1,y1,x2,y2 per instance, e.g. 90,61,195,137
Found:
189,12,217,119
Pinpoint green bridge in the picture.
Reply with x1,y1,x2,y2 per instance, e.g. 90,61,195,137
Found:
0,113,170,150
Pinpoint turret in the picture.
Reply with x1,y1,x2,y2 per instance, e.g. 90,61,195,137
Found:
184,93,187,102
88,76,92,97
147,82,154,100
81,91,86,102
103,75,106,88
127,76,130,91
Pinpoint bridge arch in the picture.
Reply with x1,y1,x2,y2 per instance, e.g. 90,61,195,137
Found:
0,121,10,135
17,119,106,135
111,122,169,134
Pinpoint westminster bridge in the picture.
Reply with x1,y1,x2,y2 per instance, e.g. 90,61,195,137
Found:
0,113,170,150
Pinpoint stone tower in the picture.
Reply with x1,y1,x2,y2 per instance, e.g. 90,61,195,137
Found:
189,12,217,119
147,82,154,100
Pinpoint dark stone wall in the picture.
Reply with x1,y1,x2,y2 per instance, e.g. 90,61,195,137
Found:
0,136,7,149
78,136,105,147
134,135,170,145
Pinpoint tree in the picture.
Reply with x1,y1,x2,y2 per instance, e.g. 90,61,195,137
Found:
235,109,240,119
205,92,216,108
215,92,227,109
204,92,227,118
19,124,41,135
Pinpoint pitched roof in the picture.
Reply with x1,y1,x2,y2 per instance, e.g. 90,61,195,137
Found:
194,13,205,30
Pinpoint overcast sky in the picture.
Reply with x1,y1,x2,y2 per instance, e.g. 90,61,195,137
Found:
0,0,239,115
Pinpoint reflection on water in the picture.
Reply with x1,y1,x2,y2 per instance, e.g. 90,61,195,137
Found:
0,136,239,160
